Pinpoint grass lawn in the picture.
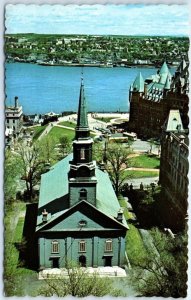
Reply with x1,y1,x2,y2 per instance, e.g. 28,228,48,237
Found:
126,224,148,265
28,125,48,141
129,154,160,169
14,217,25,242
58,121,76,128
118,195,147,265
4,202,37,296
48,126,75,142
125,169,159,178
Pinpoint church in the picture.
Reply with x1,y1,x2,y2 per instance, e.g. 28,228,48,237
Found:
36,78,128,270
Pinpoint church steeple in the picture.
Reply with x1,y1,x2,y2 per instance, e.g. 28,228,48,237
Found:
68,75,97,208
75,76,90,140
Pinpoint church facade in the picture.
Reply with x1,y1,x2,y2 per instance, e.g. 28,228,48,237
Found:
36,78,128,270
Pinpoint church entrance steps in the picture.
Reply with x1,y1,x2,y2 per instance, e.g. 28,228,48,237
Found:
39,266,127,280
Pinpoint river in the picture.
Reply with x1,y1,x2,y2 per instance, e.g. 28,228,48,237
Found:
5,63,175,115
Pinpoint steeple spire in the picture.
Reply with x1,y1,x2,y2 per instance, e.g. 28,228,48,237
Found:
75,76,89,139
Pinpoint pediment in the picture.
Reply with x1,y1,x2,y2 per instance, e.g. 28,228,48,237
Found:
37,200,127,232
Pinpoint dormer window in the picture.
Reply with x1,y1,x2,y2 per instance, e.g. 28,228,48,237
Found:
80,148,85,160
79,220,87,227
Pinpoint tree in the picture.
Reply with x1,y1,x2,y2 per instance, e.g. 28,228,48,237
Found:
39,135,57,164
104,143,132,195
38,262,123,297
57,135,72,159
17,142,46,200
4,149,22,205
92,141,104,163
129,228,188,297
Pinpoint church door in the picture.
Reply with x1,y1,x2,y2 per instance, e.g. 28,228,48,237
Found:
79,255,86,267
104,256,112,267
52,257,59,268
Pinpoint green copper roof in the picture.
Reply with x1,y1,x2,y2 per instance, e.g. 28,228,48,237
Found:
76,78,89,128
159,61,170,75
164,74,171,90
165,110,184,132
132,72,144,92
37,153,127,225
38,154,72,208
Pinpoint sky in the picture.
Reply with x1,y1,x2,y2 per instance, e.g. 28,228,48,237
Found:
5,4,189,36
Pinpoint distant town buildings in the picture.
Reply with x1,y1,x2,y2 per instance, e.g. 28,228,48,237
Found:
5,34,189,67
159,110,188,231
128,59,189,138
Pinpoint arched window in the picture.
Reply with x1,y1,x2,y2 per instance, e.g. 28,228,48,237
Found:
51,240,59,253
79,188,87,200
105,239,112,252
79,240,86,253
80,148,85,160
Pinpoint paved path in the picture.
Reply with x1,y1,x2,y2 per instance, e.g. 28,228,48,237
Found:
55,124,75,131
37,123,53,141
126,167,159,172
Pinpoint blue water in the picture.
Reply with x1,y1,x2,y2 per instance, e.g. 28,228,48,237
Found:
5,63,175,115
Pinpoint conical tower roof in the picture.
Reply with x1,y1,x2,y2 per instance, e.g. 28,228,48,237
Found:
159,61,170,75
132,72,144,92
164,74,171,90
159,61,171,84
177,58,187,73
76,77,89,129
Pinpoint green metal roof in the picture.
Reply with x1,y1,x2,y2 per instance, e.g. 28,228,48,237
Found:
165,110,184,132
159,61,170,75
132,72,144,92
76,78,89,129
96,168,121,217
164,74,171,90
38,154,72,208
38,154,127,226
147,82,164,92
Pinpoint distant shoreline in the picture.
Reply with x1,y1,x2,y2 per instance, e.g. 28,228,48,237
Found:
6,60,178,69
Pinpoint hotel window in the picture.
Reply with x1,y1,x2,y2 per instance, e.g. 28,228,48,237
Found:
79,240,86,253
105,239,113,252
51,240,59,254
80,148,85,160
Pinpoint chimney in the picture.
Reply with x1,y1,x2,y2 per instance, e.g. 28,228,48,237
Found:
117,208,123,223
144,83,148,96
15,96,18,108
42,209,48,223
